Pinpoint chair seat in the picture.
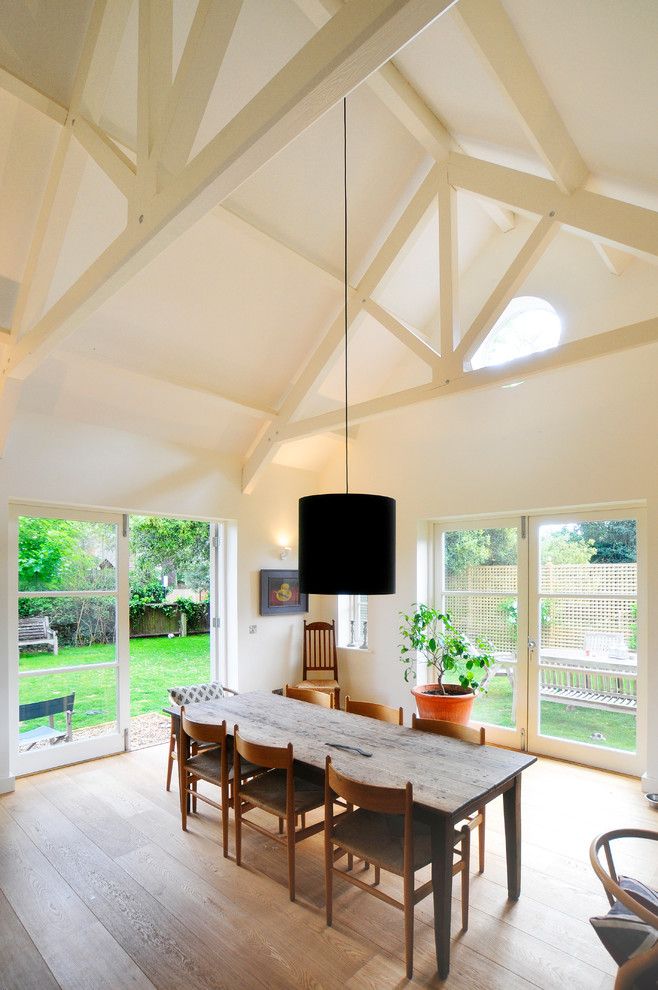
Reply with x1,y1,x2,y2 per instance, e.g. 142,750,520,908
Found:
333,810,433,876
185,749,262,784
295,679,339,692
240,769,324,817
19,725,66,744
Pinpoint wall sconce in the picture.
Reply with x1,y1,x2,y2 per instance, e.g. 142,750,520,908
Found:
279,546,291,560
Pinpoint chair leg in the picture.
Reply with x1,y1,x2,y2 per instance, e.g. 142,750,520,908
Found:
478,806,486,874
221,774,229,859
347,802,354,871
404,867,414,979
461,828,471,932
235,796,242,867
374,865,381,886
278,817,284,834
180,769,188,832
287,811,296,902
325,831,333,927
192,777,198,814
166,731,175,791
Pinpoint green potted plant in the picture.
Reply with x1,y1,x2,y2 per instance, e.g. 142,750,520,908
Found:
399,604,495,724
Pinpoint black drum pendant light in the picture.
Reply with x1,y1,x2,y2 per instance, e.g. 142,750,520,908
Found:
298,100,396,596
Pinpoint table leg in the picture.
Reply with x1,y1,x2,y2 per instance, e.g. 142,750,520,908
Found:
430,814,453,980
503,773,522,900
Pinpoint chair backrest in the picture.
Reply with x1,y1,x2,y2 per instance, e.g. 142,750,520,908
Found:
18,616,51,639
590,828,658,926
19,693,75,722
284,684,334,708
411,713,486,746
325,755,411,815
234,725,293,770
345,695,403,725
303,620,338,679
180,706,227,747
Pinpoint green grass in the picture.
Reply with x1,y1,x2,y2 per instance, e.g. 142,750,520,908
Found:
19,634,210,736
471,675,636,752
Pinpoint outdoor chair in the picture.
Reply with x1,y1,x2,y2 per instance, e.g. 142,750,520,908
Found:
412,714,487,873
324,755,470,979
165,681,236,791
345,695,403,725
294,619,340,707
233,726,325,901
590,828,658,990
18,694,75,749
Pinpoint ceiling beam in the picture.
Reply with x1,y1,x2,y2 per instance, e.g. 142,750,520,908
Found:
3,0,456,387
437,163,459,359
134,0,173,214
242,164,441,492
455,216,560,367
153,0,243,181
0,64,68,125
362,298,442,369
292,0,514,233
449,153,658,262
10,0,132,340
594,242,633,277
279,316,658,440
71,116,136,198
454,0,588,195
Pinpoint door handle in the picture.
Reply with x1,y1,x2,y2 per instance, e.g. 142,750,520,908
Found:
528,639,536,650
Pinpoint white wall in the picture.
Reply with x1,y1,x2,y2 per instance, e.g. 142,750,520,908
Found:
0,412,318,791
319,343,658,791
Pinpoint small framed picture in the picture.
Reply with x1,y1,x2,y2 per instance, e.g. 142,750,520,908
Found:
259,570,308,615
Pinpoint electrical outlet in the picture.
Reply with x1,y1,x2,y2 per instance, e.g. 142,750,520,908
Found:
248,624,257,634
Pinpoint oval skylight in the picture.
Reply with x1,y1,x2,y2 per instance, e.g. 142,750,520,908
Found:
470,296,561,370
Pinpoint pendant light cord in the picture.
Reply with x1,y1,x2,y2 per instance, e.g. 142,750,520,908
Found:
343,98,349,496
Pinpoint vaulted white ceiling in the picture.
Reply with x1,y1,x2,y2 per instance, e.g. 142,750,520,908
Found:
1,0,657,485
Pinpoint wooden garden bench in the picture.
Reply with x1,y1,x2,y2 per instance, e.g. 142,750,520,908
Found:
539,661,637,714
18,615,59,654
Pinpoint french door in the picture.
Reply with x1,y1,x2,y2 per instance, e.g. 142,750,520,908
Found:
435,507,644,774
11,504,129,775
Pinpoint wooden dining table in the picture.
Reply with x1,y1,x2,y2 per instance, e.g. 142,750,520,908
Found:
178,690,536,979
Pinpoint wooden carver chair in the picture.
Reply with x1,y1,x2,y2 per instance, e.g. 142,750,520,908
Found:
295,619,340,707
590,828,658,990
412,714,487,874
284,684,334,708
233,727,325,901
324,755,470,979
345,695,403,725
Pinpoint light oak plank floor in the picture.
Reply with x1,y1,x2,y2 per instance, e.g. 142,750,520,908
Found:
0,745,654,990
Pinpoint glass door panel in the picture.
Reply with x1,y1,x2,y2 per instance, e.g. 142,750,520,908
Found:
15,508,125,774
437,523,526,745
529,514,640,774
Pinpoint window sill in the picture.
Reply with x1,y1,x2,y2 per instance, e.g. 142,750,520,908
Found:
338,646,373,654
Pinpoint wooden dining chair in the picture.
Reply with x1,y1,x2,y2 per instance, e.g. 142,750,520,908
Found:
165,681,236,792
324,755,470,979
233,726,325,901
177,706,262,857
294,619,340,707
345,695,403,725
284,683,335,708
590,828,658,990
412,714,487,874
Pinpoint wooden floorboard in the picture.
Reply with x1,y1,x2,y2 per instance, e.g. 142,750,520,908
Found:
0,745,652,989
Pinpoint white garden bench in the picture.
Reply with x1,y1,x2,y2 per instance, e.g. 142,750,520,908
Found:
18,615,59,654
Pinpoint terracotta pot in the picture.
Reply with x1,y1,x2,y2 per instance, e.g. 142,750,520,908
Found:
411,683,475,725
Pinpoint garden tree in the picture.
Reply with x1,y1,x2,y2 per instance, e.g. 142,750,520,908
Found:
540,527,596,564
130,516,210,593
18,517,113,591
572,519,636,563
444,527,517,579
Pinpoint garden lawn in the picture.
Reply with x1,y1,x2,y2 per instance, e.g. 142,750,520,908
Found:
471,675,636,752
19,634,210,735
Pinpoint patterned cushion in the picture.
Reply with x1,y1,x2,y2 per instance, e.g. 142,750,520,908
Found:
591,877,658,988
168,681,225,705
